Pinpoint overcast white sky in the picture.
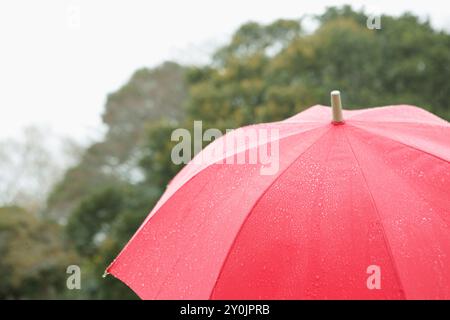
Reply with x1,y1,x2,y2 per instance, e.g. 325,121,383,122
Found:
1,0,449,143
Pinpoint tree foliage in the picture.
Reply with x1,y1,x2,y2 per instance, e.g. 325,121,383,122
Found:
46,62,187,220
0,206,76,299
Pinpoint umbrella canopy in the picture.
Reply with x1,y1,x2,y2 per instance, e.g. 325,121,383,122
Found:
106,94,450,299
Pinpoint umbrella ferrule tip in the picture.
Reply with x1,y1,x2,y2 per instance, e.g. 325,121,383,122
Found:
330,90,344,123
331,90,341,96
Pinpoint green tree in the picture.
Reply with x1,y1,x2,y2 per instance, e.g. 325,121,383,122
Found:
47,62,187,220
0,206,76,299
188,7,450,128
65,185,157,299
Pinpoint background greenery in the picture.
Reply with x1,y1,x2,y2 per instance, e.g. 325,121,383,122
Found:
1,6,449,299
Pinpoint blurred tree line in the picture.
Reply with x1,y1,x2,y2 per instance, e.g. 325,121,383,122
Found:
1,6,449,299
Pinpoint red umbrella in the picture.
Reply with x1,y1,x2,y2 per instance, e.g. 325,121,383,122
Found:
106,91,450,299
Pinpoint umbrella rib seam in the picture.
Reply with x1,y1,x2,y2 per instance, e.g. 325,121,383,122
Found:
347,123,449,164
153,177,216,299
106,125,326,276
348,126,450,232
145,125,326,223
343,128,408,299
349,119,449,128
208,126,333,299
